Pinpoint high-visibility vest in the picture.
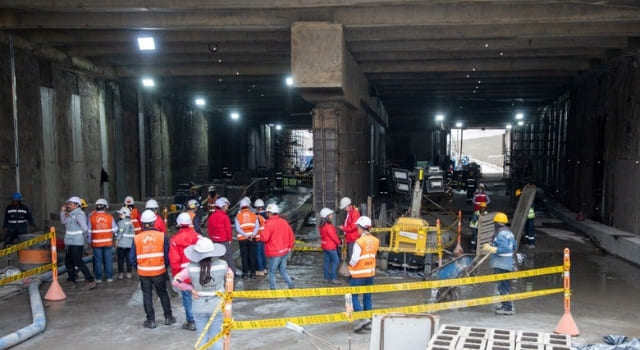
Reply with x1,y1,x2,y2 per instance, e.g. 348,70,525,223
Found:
90,212,114,248
134,230,166,276
528,207,535,219
348,234,379,278
255,214,265,240
130,207,142,234
236,208,257,240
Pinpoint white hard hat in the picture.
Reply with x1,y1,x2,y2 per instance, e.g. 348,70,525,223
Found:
117,207,131,217
145,199,159,209
187,199,198,209
339,197,352,210
239,198,251,208
208,185,216,192
479,183,485,189
355,216,372,228
95,198,109,207
140,209,157,223
124,196,134,205
254,199,265,208
215,198,229,208
266,203,280,214
320,208,334,219
67,196,82,205
176,212,192,226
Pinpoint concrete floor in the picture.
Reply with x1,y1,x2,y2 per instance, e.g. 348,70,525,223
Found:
1,183,639,349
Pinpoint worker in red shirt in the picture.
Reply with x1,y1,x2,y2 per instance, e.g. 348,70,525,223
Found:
338,197,360,263
169,213,199,331
261,203,295,290
206,197,235,273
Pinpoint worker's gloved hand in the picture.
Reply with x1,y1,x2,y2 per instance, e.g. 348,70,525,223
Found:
481,243,497,254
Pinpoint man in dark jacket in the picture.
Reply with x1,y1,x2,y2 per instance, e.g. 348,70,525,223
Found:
3,192,35,248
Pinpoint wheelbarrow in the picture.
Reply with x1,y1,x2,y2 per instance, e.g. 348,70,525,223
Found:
425,253,490,302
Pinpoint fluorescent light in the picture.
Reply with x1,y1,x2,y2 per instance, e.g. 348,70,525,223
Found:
275,124,282,130
137,37,156,51
517,121,524,126
455,122,463,128
231,112,239,120
435,114,445,122
195,98,205,106
515,113,524,120
141,78,154,87
506,124,513,129
285,76,294,86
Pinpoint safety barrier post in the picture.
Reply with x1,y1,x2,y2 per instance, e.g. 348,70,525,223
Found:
44,227,65,301
223,268,234,350
554,248,579,336
436,219,442,267
163,207,168,225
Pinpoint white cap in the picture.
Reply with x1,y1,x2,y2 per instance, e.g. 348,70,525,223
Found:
187,199,198,209
208,185,216,192
140,209,157,223
95,198,109,207
339,197,352,210
124,196,134,205
117,207,131,217
145,199,159,209
215,198,229,208
266,203,280,214
319,208,334,218
355,216,372,228
239,198,251,208
176,212,192,226
254,199,265,208
67,196,82,205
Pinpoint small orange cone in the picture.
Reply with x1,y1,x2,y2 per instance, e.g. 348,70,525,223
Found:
555,310,579,336
44,227,66,301
555,248,579,336
45,278,66,301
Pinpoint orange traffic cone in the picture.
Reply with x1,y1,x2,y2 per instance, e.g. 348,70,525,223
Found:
45,227,66,301
554,248,579,336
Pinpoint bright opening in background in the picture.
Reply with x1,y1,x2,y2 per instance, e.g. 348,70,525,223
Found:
448,128,506,174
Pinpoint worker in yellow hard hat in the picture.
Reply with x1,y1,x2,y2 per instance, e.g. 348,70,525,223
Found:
481,212,516,315
515,189,522,197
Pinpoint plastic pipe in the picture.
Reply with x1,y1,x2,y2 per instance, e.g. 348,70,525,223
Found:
0,280,45,350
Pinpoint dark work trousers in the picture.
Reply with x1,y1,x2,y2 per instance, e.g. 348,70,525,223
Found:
216,241,236,273
116,247,132,273
65,245,94,282
4,229,21,247
239,239,256,276
139,273,172,322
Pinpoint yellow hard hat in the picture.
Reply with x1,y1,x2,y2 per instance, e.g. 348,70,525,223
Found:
494,212,509,224
80,198,88,208
515,189,522,197
479,202,487,208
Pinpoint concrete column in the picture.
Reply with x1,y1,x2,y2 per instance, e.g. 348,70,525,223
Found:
137,88,146,198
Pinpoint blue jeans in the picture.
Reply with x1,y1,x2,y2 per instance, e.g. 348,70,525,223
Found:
93,246,113,280
350,276,374,311
194,312,223,350
268,254,294,290
323,249,339,281
182,291,194,322
255,242,266,271
494,268,513,310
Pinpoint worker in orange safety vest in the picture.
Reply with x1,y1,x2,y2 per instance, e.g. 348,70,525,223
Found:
88,198,117,283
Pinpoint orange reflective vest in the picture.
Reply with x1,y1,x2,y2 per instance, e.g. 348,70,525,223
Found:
90,212,114,248
236,208,257,240
134,230,166,276
130,207,142,234
255,214,265,240
348,233,379,278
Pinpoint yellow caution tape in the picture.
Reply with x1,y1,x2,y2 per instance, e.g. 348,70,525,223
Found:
232,265,563,299
0,231,54,257
194,296,225,350
230,288,564,330
0,263,54,286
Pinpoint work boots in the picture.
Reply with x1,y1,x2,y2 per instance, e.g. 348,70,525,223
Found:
165,316,177,325
182,321,196,331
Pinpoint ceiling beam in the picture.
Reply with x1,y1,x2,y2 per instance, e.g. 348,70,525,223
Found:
116,63,289,77
361,58,592,73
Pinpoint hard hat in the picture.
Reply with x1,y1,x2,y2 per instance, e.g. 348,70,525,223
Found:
254,199,265,208
145,199,159,209
479,202,487,208
478,183,485,190
355,216,372,228
187,199,198,209
515,189,522,197
494,212,509,224
215,198,229,208
95,198,109,207
319,208,334,219
339,197,352,210
67,196,82,205
124,196,134,205
80,198,88,208
11,192,22,201
140,209,157,223
176,212,192,227
190,186,197,191
239,198,251,208
208,185,216,192
266,203,280,214
117,207,131,217
220,197,230,205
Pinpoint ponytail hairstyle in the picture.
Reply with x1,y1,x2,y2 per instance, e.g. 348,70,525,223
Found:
199,257,213,286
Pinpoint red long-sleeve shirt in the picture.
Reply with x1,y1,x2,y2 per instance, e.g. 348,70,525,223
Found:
207,209,232,243
261,215,295,258
342,207,361,243
169,227,198,275
320,222,341,251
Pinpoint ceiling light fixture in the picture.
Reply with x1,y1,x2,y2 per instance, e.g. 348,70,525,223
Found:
231,112,239,120
276,124,282,130
435,114,445,122
141,78,155,87
515,112,524,120
195,98,205,106
137,37,156,51
506,124,513,129
455,122,463,128
285,76,294,86
517,121,524,126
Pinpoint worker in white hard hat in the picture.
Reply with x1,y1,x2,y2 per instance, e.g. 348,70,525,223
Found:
348,216,379,332
88,198,117,283
235,198,259,279
338,197,361,263
130,210,175,329
319,208,342,285
115,207,134,279
169,212,199,331
145,199,167,234
61,196,97,290
253,199,268,276
207,197,235,273
261,203,295,289
124,196,142,235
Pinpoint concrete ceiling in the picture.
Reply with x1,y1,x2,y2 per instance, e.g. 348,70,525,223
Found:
1,0,640,129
